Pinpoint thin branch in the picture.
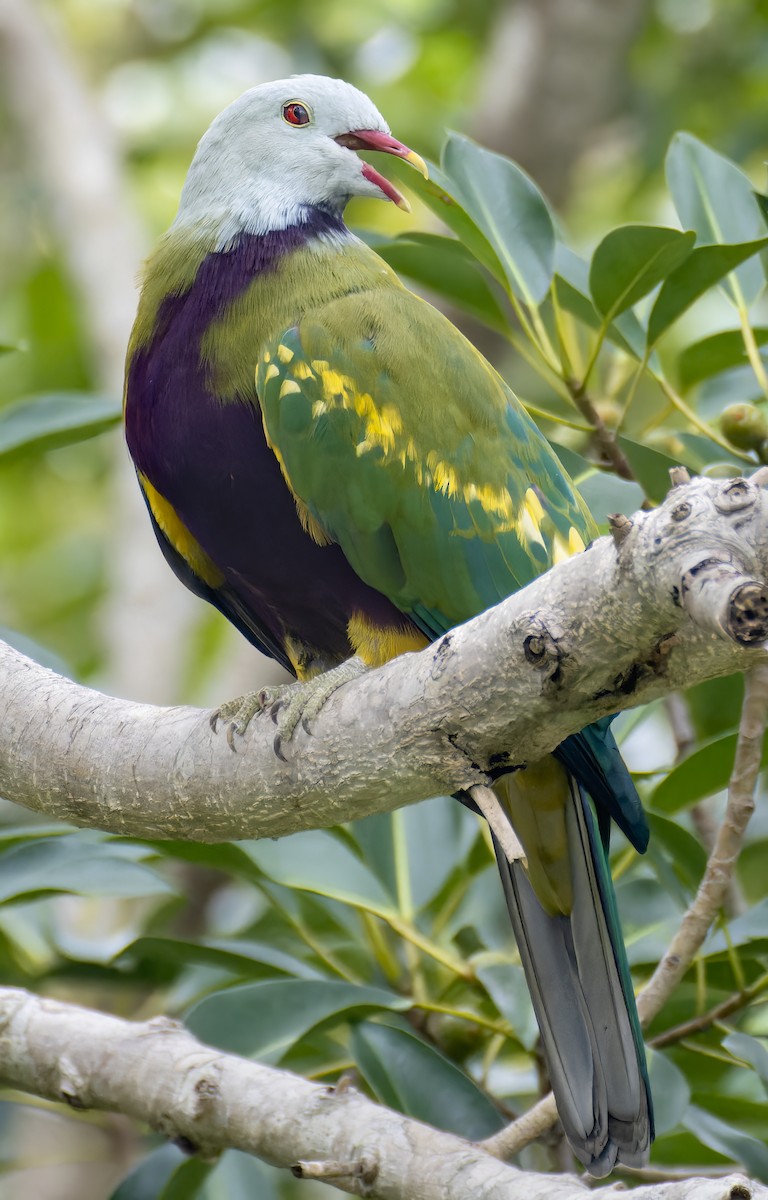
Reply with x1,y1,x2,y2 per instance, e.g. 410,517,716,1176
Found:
636,658,768,1025
650,973,768,1050
566,376,637,481
0,987,764,1200
484,642,768,1162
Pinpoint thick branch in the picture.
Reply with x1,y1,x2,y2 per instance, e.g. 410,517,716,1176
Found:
0,987,762,1200
0,476,767,839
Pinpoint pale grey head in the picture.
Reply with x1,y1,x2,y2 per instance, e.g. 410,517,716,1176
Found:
174,74,426,241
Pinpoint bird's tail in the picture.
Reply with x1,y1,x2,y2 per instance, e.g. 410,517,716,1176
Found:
491,767,653,1176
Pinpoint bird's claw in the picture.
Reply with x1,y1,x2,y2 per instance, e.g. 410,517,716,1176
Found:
209,657,368,758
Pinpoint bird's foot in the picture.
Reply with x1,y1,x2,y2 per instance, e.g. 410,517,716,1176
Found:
210,656,368,757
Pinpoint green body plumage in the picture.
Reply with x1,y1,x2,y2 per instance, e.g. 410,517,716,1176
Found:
124,74,653,1176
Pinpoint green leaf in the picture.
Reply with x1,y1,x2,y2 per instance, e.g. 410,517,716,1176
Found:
724,1032,768,1093
666,133,768,306
683,1104,768,1180
474,960,537,1049
352,1020,503,1138
242,829,395,912
647,814,708,891
589,225,695,323
352,796,477,913
110,1146,211,1200
440,133,556,305
375,234,511,333
647,239,768,347
651,727,768,813
646,1049,691,1135
0,836,175,905
678,328,768,391
388,157,507,286
185,978,409,1060
703,899,768,957
616,437,683,502
0,392,121,460
119,936,322,980
201,1151,283,1200
554,244,652,362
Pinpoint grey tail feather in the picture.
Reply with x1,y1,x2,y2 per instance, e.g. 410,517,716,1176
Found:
491,774,652,1176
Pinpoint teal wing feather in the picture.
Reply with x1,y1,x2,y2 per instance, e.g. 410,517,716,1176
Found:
257,282,652,1170
257,288,596,634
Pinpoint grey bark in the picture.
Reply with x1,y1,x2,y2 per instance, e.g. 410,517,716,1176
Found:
0,475,766,842
0,987,762,1200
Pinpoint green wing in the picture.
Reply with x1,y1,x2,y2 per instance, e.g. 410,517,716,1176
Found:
258,287,595,635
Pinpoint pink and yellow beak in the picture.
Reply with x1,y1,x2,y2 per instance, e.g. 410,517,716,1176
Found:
335,129,428,211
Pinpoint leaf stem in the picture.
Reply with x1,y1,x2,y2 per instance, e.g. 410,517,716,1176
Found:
738,302,768,401
410,999,513,1039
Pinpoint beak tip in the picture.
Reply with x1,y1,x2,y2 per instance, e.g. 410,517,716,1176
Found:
405,150,429,179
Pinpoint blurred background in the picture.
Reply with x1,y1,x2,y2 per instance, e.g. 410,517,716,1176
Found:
2,0,768,1196
4,0,768,708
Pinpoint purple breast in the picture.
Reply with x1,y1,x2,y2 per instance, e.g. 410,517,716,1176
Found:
124,210,406,666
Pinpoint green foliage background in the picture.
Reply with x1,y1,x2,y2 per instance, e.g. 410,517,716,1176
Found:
3,1,768,1196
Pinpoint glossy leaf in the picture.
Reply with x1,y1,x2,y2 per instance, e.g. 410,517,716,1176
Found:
441,132,556,304
185,978,409,1060
647,239,768,347
647,814,708,891
388,156,507,285
119,936,322,980
724,1032,768,1093
589,225,695,322
647,1049,691,1135
0,392,121,460
474,960,537,1049
375,234,511,333
201,1151,284,1200
352,1020,503,1137
0,836,175,905
554,243,652,361
616,437,686,502
667,132,768,305
678,327,768,391
683,1105,768,1180
110,1145,210,1200
242,829,395,912
651,727,768,813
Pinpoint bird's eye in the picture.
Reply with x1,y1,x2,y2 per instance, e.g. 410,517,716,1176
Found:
282,101,311,127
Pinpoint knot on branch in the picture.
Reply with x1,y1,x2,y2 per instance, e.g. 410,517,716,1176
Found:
727,582,768,646
523,617,565,686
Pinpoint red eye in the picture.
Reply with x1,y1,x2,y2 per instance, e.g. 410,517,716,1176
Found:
282,102,311,127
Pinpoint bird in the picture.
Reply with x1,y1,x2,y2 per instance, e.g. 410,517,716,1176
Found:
123,74,653,1175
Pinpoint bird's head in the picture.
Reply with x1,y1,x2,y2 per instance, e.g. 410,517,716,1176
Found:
176,74,427,238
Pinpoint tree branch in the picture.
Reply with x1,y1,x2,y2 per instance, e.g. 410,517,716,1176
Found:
0,987,764,1200
0,475,767,839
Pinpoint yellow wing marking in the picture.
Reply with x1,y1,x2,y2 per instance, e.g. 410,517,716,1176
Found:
277,344,294,363
348,613,428,667
139,474,224,588
552,525,587,564
298,362,521,527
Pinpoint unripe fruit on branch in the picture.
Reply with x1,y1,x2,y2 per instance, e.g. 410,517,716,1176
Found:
720,403,768,451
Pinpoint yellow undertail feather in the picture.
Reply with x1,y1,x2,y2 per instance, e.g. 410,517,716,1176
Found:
347,612,428,668
139,473,224,588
